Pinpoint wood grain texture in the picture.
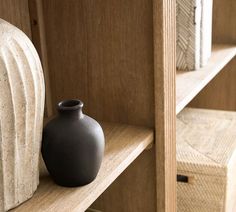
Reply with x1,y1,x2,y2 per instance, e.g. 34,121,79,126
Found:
177,44,236,114
92,148,156,212
28,0,53,117
0,0,31,37
189,59,236,111
11,123,154,212
41,0,154,127
189,0,236,111
212,0,236,44
153,0,176,211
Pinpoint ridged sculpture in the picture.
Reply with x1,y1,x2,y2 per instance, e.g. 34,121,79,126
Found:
0,19,45,211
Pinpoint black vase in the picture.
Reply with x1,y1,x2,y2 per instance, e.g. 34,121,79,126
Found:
42,99,105,187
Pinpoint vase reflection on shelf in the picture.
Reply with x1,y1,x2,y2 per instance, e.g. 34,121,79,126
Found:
42,99,105,187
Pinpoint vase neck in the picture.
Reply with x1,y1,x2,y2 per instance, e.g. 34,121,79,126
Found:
57,99,84,119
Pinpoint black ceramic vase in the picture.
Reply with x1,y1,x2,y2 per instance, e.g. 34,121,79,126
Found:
42,99,105,187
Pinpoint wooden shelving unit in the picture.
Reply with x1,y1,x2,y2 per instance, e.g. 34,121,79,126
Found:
1,0,236,211
12,123,153,212
175,0,236,210
176,44,236,114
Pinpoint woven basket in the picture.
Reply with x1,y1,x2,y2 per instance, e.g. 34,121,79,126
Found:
177,108,236,212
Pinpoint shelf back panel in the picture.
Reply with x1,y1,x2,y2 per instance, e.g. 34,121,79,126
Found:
0,0,31,38
41,0,155,127
190,0,236,111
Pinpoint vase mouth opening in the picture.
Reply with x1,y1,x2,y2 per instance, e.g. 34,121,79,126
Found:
58,99,84,111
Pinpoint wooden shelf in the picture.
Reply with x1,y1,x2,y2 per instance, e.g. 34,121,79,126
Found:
176,44,236,114
11,123,154,212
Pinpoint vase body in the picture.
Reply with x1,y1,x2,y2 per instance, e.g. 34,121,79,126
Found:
0,19,45,211
42,100,105,187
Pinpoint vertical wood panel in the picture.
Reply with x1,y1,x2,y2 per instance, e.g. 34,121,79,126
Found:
0,0,31,37
190,0,236,110
28,0,53,117
42,0,155,127
153,0,176,211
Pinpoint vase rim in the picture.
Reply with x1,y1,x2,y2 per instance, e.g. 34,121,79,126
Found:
58,99,84,111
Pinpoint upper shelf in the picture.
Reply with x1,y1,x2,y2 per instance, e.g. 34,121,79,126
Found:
176,44,236,114
11,123,153,212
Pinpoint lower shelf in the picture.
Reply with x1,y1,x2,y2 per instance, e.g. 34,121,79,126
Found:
176,44,236,114
11,123,154,212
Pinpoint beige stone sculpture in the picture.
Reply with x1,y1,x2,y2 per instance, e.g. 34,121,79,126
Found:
0,19,45,211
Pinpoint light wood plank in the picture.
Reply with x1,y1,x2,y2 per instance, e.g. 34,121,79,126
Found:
189,59,236,111
176,44,236,114
153,0,176,211
11,123,154,212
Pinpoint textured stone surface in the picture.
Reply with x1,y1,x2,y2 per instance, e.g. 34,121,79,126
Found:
176,0,201,71
0,19,45,211
176,0,213,71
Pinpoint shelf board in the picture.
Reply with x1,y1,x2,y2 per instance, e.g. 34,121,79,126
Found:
176,44,236,114
12,123,154,212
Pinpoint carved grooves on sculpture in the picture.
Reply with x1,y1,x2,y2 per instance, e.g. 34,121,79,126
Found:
0,21,45,211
